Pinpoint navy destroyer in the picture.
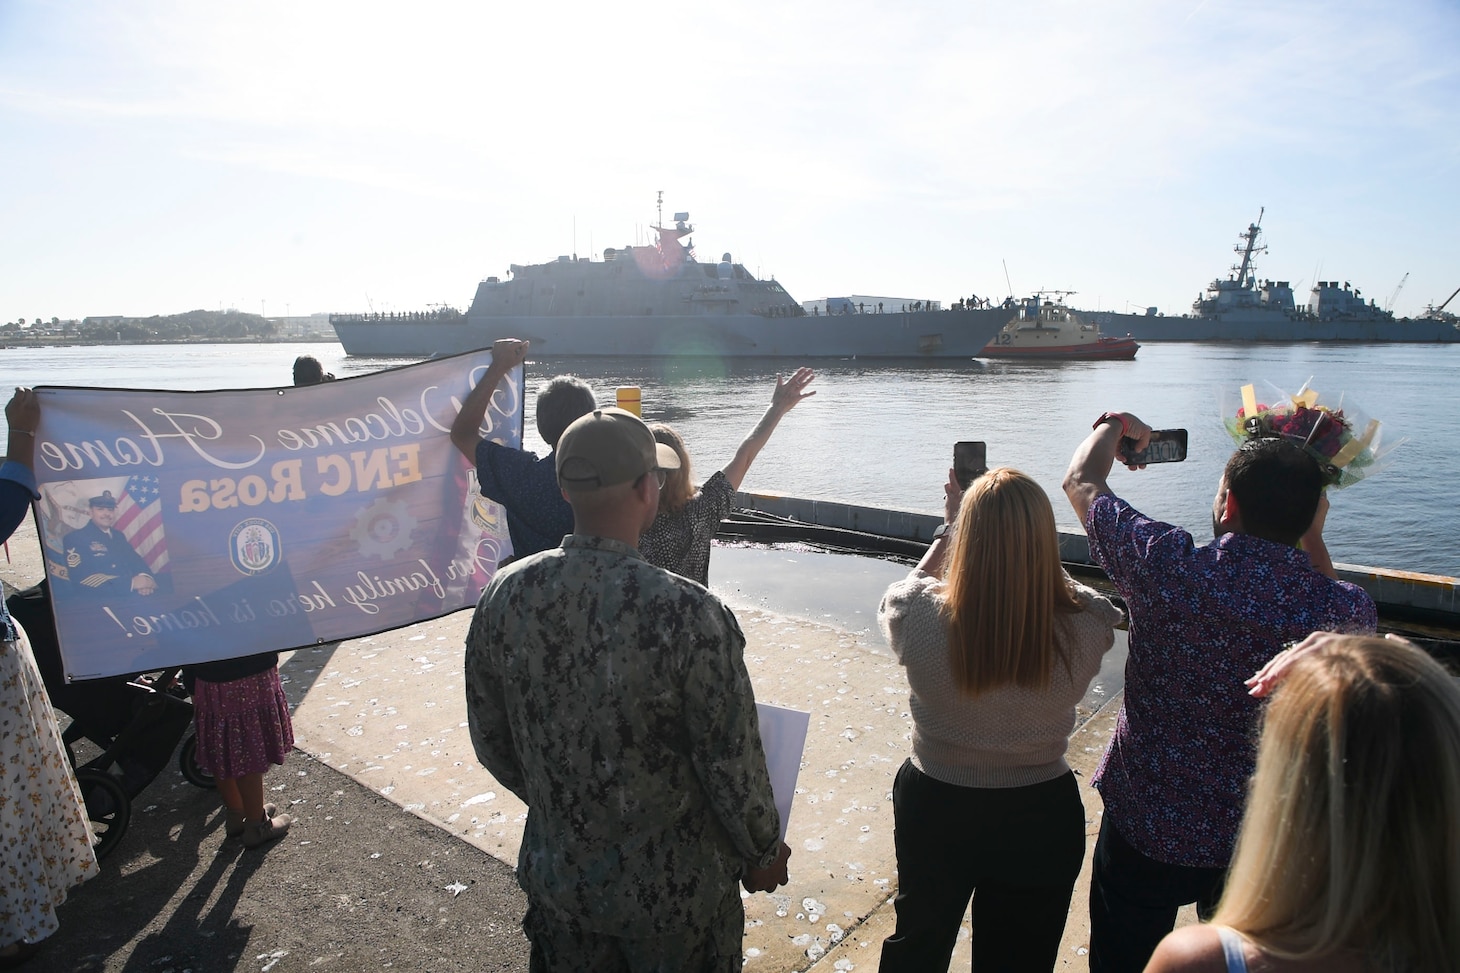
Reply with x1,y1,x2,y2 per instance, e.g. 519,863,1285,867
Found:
1081,211,1460,342
330,209,1009,359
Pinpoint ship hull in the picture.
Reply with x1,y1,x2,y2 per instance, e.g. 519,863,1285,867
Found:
980,336,1139,360
332,309,1011,359
1082,310,1460,343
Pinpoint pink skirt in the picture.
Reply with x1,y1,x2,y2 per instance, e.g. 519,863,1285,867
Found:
191,668,295,779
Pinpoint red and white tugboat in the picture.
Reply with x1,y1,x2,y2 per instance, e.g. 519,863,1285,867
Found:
980,291,1139,360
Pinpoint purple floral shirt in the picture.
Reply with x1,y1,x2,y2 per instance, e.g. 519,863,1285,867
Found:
1086,493,1376,868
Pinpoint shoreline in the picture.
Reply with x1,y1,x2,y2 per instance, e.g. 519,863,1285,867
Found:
0,336,334,349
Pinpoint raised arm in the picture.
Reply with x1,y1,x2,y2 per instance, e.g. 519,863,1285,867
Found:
1299,491,1336,579
721,367,816,490
913,468,963,578
450,338,529,460
1062,411,1151,524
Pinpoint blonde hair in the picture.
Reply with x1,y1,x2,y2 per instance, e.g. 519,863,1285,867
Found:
1214,635,1460,971
649,423,695,513
940,467,1081,695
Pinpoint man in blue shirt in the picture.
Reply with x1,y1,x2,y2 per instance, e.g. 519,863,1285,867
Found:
450,338,596,561
1064,411,1377,973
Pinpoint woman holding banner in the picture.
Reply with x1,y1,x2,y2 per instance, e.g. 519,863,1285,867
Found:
876,467,1122,972
0,387,99,968
640,367,815,584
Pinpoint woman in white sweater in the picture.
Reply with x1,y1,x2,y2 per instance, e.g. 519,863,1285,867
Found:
877,467,1122,972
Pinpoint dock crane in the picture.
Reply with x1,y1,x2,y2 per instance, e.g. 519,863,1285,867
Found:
1421,284,1460,321
1384,272,1408,313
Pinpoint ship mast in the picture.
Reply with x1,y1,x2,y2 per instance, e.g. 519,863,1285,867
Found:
1233,207,1266,288
1035,289,1076,304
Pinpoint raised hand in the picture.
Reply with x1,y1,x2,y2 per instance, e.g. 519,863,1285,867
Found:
491,338,530,368
771,367,816,414
6,387,39,433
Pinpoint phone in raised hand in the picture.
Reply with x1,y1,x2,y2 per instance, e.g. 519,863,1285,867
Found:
954,441,988,489
1120,429,1188,465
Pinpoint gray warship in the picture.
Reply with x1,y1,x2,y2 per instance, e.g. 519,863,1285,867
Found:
1081,211,1460,342
330,211,1009,359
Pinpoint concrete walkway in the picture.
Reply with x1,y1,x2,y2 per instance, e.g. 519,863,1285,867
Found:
276,606,1133,971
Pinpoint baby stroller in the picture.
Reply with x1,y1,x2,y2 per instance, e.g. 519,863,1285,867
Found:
6,581,213,859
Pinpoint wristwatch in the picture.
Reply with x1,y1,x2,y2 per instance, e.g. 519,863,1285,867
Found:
932,523,952,540
1093,412,1130,438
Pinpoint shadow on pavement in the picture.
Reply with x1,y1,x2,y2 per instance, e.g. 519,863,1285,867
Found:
44,752,530,972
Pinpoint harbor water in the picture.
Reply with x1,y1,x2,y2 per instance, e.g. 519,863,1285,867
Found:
2,340,1455,578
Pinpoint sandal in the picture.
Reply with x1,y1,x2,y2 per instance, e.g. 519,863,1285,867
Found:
224,803,279,840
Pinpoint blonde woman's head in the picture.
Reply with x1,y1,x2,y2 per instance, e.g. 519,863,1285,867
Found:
649,423,695,513
941,467,1079,695
1216,634,1460,970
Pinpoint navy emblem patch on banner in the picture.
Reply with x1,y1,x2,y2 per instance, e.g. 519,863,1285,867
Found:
230,517,281,576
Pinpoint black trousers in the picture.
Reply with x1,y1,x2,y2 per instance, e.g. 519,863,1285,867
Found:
879,759,1086,973
1087,815,1227,973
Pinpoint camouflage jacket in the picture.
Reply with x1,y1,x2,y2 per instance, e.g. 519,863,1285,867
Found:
464,534,781,936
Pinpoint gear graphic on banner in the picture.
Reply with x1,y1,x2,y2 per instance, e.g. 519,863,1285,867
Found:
350,498,417,560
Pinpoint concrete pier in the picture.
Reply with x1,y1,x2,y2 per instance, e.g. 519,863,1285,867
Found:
274,583,1130,971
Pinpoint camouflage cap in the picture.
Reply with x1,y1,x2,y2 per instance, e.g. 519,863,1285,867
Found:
556,407,680,490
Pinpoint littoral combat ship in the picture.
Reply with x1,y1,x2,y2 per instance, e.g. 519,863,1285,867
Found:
1080,210,1460,342
329,211,1008,359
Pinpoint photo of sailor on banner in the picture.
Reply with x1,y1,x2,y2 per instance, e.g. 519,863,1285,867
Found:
28,349,522,681
43,475,170,598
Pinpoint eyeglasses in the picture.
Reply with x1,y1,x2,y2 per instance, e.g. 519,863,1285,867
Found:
638,468,669,489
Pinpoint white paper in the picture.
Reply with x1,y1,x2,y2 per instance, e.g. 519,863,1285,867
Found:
756,702,810,843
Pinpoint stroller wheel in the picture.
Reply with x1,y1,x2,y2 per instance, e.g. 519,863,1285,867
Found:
74,768,130,860
179,734,215,789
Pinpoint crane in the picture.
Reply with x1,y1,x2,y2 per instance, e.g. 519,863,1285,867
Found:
1384,272,1408,313
1422,284,1460,320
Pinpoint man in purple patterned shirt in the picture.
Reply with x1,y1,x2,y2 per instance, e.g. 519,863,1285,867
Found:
1064,411,1377,973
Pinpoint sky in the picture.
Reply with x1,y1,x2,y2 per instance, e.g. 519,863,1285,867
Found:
2,0,1458,323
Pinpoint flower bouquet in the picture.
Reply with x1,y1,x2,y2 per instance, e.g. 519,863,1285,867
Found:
1221,379,1402,488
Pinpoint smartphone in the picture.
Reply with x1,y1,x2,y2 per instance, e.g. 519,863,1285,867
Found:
1121,429,1188,465
954,441,988,489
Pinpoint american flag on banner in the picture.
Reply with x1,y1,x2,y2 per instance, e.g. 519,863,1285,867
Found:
113,474,169,575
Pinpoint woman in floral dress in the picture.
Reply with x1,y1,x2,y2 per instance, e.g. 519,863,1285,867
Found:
0,388,98,966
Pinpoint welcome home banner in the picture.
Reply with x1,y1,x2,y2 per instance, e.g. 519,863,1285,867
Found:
32,350,522,680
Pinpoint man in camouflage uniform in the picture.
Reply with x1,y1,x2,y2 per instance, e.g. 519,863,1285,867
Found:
464,406,790,972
